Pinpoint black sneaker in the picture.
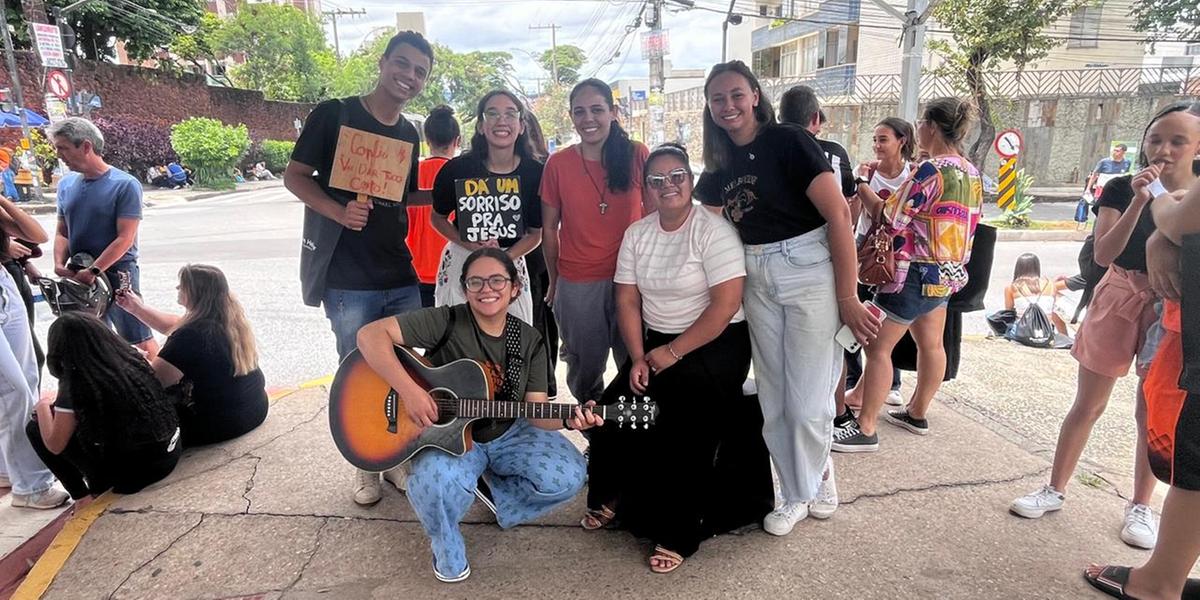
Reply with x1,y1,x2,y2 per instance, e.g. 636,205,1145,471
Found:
833,406,858,429
475,476,498,516
884,409,929,436
831,429,879,453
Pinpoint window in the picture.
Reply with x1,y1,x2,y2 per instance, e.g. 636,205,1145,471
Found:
799,34,819,75
819,28,839,69
1187,43,1200,56
1068,3,1102,49
780,41,798,77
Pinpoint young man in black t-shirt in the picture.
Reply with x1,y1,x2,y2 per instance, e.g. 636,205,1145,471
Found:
283,30,436,506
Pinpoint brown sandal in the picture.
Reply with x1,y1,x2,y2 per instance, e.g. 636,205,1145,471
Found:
580,505,616,530
649,546,683,574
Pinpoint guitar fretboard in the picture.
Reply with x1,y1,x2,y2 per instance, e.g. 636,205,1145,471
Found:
452,398,599,420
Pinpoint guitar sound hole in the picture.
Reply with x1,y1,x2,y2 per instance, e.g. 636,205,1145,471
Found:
430,389,458,426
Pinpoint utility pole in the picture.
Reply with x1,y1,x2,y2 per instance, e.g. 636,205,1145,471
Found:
324,8,366,61
529,23,560,85
868,0,942,123
647,0,665,145
720,0,742,62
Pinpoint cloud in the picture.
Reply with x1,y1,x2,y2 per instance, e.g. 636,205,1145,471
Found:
326,1,728,87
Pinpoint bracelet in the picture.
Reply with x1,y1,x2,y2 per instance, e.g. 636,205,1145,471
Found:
667,343,683,361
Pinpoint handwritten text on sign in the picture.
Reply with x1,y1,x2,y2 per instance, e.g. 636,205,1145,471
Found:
329,127,412,202
455,176,524,242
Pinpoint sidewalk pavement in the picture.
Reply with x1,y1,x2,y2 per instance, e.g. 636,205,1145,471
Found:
16,180,286,215
11,352,1168,599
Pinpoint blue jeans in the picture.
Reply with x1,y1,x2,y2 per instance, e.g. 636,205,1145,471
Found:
322,286,422,360
105,262,153,344
742,226,841,504
0,268,53,495
406,420,586,578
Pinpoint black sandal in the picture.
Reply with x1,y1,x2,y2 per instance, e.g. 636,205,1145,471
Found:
1084,565,1138,599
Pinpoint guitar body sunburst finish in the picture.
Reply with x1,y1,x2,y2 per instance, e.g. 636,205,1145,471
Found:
328,347,492,472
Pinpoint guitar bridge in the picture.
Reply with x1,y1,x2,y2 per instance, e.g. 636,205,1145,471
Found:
385,389,398,433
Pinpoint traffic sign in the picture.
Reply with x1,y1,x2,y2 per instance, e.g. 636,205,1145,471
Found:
46,69,71,101
994,128,1023,158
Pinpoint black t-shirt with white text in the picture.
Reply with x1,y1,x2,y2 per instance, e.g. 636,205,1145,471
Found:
694,124,834,244
431,154,544,248
291,97,422,290
817,138,856,198
1092,175,1155,273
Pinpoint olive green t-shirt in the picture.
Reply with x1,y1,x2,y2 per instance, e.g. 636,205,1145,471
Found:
395,304,548,442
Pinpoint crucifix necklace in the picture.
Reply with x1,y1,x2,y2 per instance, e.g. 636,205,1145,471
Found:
578,149,609,215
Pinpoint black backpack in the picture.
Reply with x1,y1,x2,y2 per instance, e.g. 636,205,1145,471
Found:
1011,285,1056,348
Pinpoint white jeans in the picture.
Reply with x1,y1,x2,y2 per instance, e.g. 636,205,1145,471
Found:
0,268,51,495
743,226,841,504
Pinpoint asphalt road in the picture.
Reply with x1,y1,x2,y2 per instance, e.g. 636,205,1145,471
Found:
27,188,1085,392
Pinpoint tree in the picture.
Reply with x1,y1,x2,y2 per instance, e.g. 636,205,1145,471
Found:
1131,0,1199,45
3,0,203,61
929,0,1085,171
168,13,232,85
213,3,335,102
538,44,587,86
329,33,518,117
532,84,573,144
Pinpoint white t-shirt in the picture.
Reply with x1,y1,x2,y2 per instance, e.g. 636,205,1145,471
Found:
614,206,746,334
855,162,911,237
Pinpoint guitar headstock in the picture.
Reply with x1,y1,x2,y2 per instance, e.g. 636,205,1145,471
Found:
604,395,658,430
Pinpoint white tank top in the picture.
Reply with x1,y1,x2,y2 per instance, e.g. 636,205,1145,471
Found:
856,162,911,237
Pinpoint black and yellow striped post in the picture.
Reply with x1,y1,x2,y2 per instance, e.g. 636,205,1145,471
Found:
997,156,1018,211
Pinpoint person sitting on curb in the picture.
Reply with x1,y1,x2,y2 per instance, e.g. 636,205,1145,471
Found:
27,313,181,499
115,264,268,447
356,248,601,583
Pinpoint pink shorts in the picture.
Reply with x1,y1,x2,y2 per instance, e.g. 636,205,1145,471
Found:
1071,265,1158,379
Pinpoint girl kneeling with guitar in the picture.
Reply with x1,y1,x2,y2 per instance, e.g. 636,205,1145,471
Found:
354,247,602,583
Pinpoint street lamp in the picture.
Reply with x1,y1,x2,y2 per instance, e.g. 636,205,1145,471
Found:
720,0,743,62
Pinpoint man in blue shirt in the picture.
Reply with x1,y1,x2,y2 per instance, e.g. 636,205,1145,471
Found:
1085,143,1132,198
48,117,158,360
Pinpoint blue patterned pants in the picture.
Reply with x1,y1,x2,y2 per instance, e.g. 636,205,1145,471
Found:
406,419,586,577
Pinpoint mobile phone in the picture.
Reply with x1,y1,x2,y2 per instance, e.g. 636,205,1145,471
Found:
835,301,884,353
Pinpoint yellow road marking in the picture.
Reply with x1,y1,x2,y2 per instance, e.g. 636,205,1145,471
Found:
12,493,116,600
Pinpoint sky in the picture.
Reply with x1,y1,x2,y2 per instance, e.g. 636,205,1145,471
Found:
320,0,738,91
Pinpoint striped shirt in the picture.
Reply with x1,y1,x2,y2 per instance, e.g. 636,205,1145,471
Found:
880,155,983,297
615,206,746,333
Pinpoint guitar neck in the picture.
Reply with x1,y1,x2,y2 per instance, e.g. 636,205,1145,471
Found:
455,399,604,421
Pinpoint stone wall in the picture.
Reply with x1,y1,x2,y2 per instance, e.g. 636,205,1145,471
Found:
0,52,314,145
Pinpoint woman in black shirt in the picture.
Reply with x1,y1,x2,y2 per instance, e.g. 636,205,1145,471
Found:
693,61,879,537
27,313,180,498
116,264,268,446
1012,102,1200,551
431,90,543,325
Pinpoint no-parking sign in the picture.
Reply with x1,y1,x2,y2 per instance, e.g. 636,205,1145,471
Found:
46,70,72,101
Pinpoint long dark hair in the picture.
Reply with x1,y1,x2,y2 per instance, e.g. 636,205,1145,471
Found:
523,111,550,163
178,264,258,376
468,90,535,164
877,117,917,162
1137,101,1200,175
570,78,635,192
46,313,176,453
701,61,776,172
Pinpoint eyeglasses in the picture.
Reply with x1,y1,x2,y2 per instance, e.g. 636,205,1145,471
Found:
464,275,512,292
483,109,521,123
645,168,690,190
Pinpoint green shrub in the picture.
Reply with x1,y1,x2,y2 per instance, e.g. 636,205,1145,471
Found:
260,139,295,173
1001,168,1036,229
169,117,251,190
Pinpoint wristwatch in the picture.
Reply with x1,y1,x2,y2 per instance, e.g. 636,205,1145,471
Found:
88,266,101,276
854,176,870,186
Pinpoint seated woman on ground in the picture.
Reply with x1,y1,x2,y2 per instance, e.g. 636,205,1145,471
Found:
27,313,181,499
115,264,268,446
583,143,774,574
999,252,1070,336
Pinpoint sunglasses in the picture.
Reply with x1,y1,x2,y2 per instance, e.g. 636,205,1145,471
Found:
645,168,690,190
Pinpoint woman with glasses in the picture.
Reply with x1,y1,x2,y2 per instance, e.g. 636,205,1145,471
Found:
431,90,543,324
693,61,879,536
540,78,649,407
357,247,601,583
582,144,772,573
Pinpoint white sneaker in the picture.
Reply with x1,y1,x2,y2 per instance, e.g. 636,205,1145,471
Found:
763,502,808,536
353,469,381,506
1009,484,1065,519
810,461,838,520
11,487,70,510
1120,503,1158,550
382,464,408,493
885,389,904,406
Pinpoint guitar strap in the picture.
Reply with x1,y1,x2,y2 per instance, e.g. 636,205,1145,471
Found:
498,315,524,403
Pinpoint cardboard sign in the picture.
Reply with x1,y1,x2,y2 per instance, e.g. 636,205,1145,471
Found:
454,176,524,243
329,126,413,202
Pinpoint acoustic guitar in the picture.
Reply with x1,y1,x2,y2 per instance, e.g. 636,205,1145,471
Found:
329,345,658,472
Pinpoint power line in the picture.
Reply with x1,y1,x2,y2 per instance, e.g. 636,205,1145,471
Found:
324,7,366,59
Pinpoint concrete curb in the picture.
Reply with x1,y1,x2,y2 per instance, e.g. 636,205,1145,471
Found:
996,229,1088,242
18,180,287,216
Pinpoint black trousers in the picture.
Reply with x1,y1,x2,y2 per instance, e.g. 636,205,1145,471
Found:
587,322,773,557
526,255,558,399
25,420,181,499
